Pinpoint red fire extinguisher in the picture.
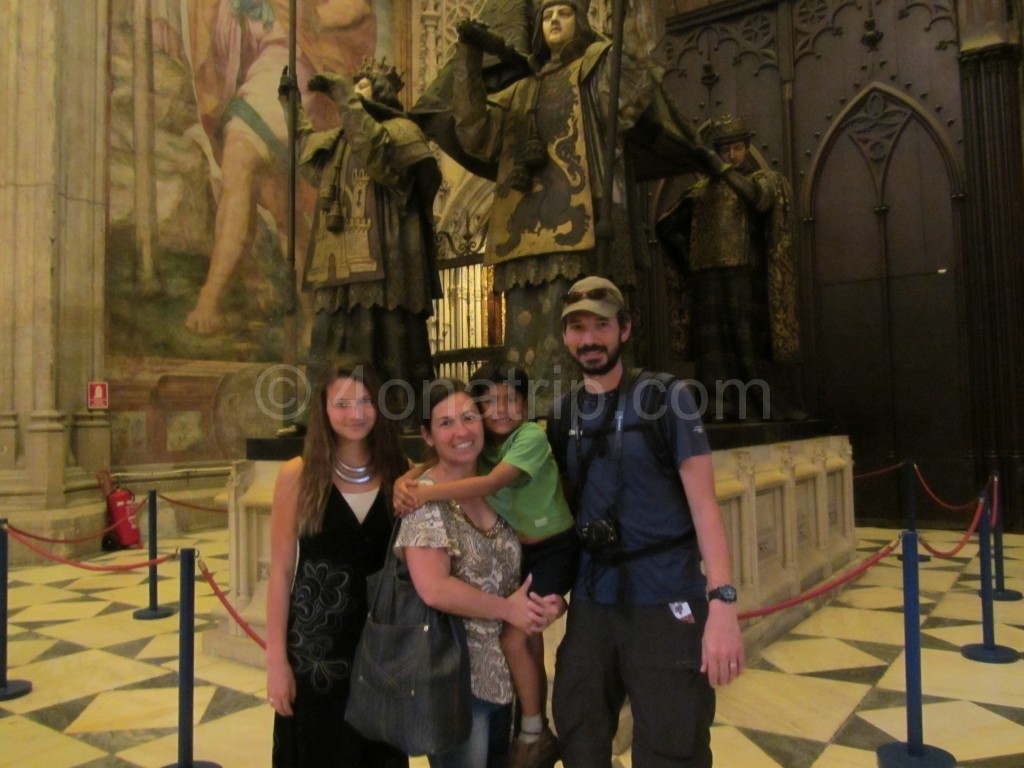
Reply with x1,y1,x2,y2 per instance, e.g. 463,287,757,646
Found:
107,485,143,548
97,471,142,549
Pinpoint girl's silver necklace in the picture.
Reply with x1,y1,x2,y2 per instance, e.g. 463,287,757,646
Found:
334,458,374,484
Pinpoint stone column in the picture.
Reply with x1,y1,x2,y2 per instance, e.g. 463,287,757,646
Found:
957,0,1024,531
0,1,110,509
0,413,16,470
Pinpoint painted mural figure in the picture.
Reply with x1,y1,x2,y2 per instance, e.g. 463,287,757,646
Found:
280,61,441,421
657,115,803,421
184,0,375,336
450,0,656,407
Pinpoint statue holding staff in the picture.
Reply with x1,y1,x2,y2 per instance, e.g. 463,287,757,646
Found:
280,60,442,423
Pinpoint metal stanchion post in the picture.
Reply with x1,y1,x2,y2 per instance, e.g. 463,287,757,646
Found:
162,548,220,768
0,521,32,701
134,490,174,620
877,531,956,768
898,461,929,563
962,497,1020,664
990,474,1022,602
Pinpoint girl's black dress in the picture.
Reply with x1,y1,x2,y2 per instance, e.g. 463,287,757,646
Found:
272,486,407,768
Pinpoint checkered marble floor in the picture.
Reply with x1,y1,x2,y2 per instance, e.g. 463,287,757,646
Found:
3,526,1023,767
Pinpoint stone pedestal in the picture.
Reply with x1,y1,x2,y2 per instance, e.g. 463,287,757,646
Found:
713,435,856,651
206,434,858,692
202,460,275,668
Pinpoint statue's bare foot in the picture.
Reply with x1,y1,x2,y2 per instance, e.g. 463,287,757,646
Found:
185,301,227,335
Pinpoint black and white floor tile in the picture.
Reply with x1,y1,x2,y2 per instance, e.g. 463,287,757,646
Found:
2,527,1023,767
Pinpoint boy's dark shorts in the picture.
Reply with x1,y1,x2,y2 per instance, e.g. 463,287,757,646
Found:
521,528,580,597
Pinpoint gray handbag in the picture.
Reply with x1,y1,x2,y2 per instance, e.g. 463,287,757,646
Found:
345,523,472,755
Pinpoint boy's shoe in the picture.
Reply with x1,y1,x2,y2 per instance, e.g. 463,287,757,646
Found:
505,726,559,768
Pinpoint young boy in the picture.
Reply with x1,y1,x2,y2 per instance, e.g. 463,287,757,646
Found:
395,362,576,768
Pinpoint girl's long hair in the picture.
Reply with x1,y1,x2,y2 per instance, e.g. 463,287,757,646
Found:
298,356,407,536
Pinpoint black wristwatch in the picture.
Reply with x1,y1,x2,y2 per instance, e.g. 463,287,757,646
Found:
708,584,738,604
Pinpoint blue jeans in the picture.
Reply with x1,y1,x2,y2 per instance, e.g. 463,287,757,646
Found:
428,695,512,768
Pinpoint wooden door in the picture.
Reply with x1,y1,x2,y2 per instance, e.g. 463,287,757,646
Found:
806,84,972,526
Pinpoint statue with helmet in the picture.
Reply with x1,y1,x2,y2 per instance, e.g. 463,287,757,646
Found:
279,58,441,422
657,114,804,421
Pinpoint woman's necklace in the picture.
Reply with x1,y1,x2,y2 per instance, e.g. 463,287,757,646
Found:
451,500,501,539
333,457,374,484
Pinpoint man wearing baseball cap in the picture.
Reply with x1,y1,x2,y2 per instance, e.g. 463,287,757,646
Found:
548,275,744,767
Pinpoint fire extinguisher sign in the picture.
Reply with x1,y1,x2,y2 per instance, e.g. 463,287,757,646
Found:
88,381,109,410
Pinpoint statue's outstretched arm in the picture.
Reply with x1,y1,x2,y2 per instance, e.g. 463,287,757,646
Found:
722,165,771,211
694,145,770,211
452,22,500,161
306,72,404,189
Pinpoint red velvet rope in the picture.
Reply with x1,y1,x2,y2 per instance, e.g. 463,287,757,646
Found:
7,499,146,544
4,524,170,571
914,464,977,511
157,494,227,513
919,496,987,558
853,461,905,480
738,538,898,621
197,557,267,650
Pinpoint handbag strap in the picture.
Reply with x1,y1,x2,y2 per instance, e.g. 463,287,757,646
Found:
366,517,402,618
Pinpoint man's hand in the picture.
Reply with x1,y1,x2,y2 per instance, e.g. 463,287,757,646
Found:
528,591,567,629
700,601,745,687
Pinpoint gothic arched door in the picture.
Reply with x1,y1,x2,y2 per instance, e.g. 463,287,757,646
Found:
805,84,972,526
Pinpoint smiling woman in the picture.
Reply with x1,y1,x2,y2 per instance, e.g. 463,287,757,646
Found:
394,380,558,768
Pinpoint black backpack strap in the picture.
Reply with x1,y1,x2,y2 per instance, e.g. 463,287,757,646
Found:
546,385,582,477
632,370,679,478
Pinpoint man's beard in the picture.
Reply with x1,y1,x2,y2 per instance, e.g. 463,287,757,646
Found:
572,341,622,376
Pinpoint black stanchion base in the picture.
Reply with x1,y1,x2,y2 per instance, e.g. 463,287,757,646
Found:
0,679,32,701
160,761,221,767
897,553,932,563
876,742,956,767
134,606,175,621
992,588,1023,602
961,643,1020,664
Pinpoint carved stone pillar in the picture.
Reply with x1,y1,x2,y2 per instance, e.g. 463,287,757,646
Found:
0,1,110,510
957,4,1024,530
27,412,67,508
0,413,16,470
